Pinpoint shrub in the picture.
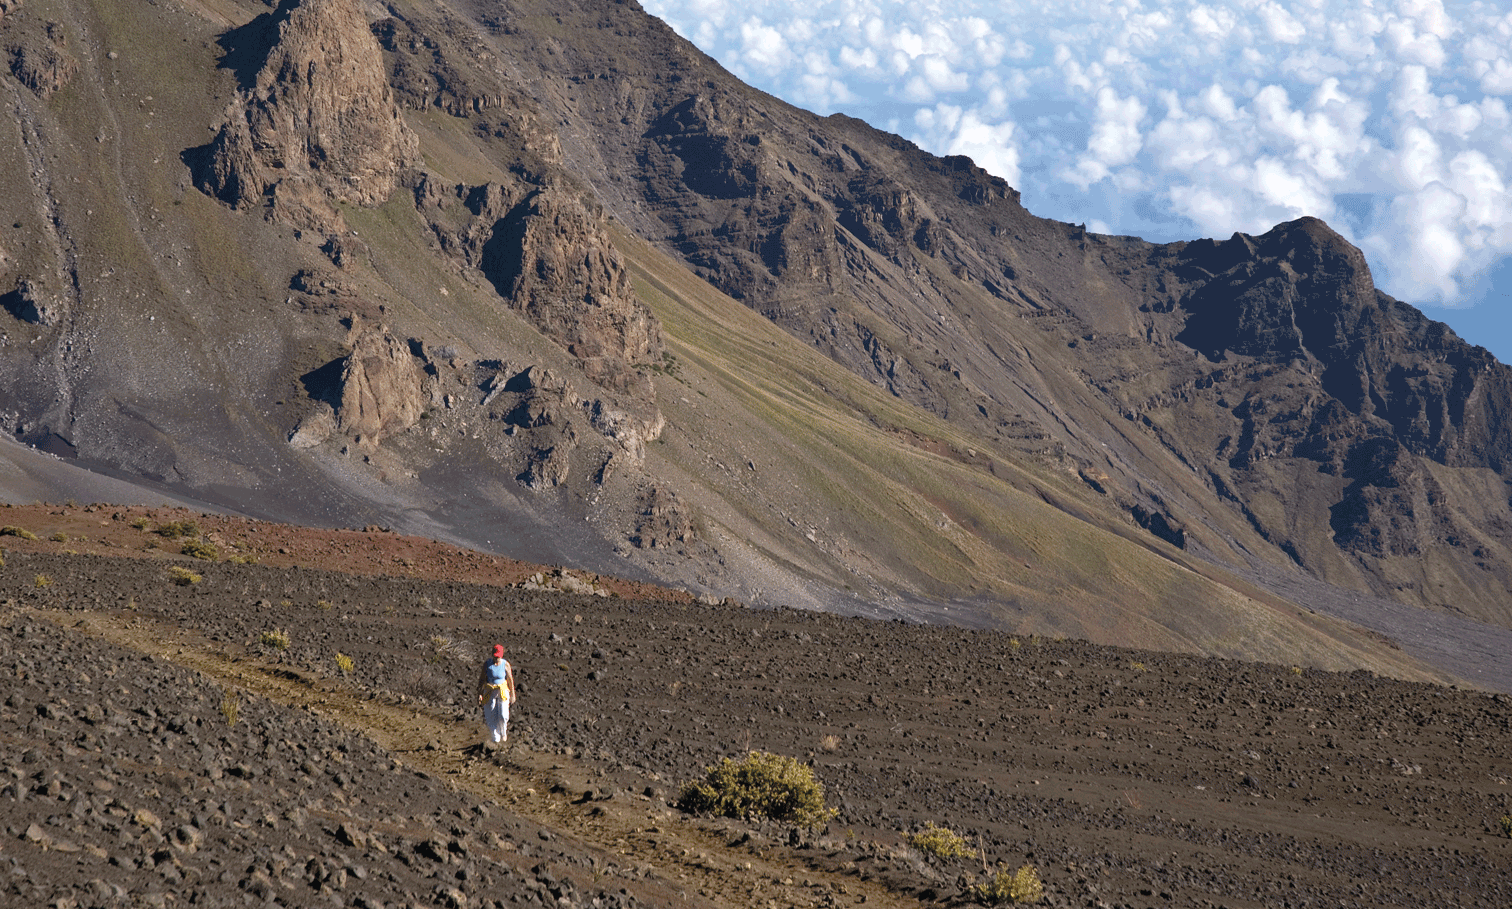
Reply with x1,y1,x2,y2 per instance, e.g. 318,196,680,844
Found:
976,864,1044,905
48,531,68,543
220,691,239,726
335,652,354,675
676,751,835,829
1500,815,1512,838
260,628,291,651
33,574,52,588
910,822,973,860
154,520,200,539
0,526,38,540
181,539,219,561
167,566,201,586
130,516,150,530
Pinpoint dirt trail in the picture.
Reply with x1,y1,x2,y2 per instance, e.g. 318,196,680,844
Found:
32,607,916,909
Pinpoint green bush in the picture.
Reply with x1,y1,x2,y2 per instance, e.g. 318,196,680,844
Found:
0,525,38,540
910,822,973,860
167,566,201,586
260,628,291,651
154,520,200,539
181,539,219,561
1500,815,1512,838
976,864,1044,904
676,751,835,829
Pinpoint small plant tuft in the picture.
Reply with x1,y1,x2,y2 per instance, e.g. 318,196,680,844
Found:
0,525,38,540
49,531,68,543
167,566,201,586
33,574,52,588
181,539,219,561
1129,661,1147,672
1500,815,1512,838
220,691,239,726
334,652,354,675
130,516,150,530
910,822,973,860
976,863,1044,904
677,751,835,829
260,628,291,651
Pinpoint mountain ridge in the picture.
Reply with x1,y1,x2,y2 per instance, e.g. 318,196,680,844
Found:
2,0,1511,683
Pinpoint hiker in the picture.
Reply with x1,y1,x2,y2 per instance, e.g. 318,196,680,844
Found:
477,644,517,747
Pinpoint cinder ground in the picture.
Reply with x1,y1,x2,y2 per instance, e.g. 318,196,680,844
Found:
2,506,1511,909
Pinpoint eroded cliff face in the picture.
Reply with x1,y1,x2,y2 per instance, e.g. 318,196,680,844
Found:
416,176,664,396
198,0,418,234
447,0,1512,621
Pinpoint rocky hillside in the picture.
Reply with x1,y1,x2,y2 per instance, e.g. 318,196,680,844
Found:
3,0,1512,681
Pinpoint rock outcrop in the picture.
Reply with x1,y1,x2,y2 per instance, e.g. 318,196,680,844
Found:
421,179,664,394
1,279,60,327
199,0,418,234
334,321,427,448
7,20,77,98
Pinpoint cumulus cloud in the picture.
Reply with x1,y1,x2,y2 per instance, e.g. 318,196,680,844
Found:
641,0,1512,319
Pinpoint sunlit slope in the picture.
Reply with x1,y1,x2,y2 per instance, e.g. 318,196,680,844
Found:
614,228,1449,681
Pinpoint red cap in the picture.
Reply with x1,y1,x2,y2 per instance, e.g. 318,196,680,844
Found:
492,644,504,658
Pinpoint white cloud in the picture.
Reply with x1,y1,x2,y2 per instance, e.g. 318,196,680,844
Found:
641,0,1512,322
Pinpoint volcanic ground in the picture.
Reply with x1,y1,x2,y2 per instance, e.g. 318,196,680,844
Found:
1,505,1510,909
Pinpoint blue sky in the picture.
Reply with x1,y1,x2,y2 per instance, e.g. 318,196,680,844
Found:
640,0,1512,362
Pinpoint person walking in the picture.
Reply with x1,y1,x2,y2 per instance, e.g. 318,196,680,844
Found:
477,644,516,749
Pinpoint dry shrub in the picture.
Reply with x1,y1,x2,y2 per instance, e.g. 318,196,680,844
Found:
181,539,219,560
168,566,201,586
676,751,835,830
976,864,1043,904
910,822,973,860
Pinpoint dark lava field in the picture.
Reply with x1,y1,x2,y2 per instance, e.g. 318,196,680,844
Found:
3,540,1511,909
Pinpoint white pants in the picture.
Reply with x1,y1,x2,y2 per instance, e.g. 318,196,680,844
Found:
483,693,510,744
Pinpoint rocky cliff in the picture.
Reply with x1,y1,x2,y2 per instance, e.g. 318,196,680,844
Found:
197,0,419,235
